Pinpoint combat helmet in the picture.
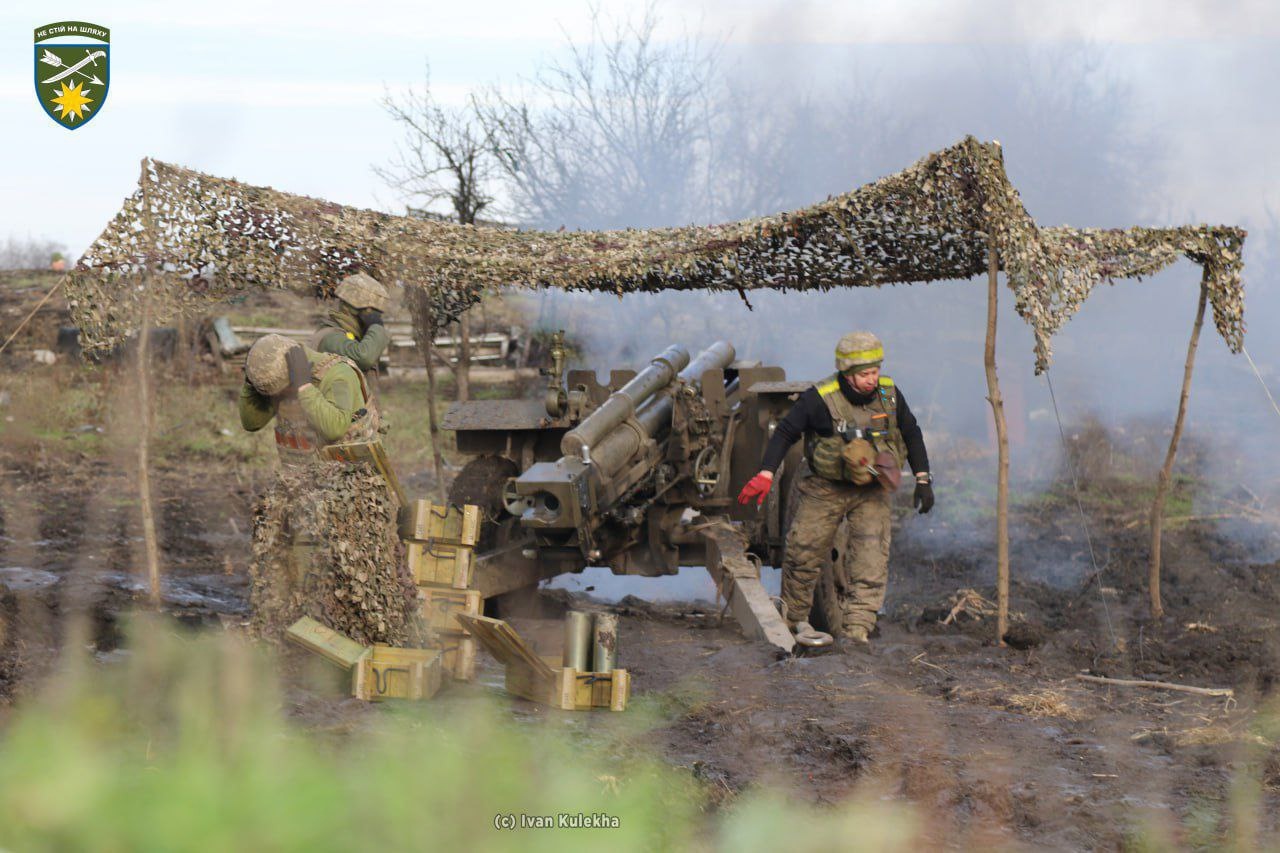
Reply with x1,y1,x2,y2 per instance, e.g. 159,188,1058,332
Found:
334,272,389,313
245,333,297,396
834,331,884,373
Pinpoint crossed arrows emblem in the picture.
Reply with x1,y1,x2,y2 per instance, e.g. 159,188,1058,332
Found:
39,48,106,86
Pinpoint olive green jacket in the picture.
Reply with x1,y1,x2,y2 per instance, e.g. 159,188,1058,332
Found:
238,351,363,442
313,305,389,372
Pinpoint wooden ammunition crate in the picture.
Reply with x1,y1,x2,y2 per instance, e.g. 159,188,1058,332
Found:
406,539,474,589
400,501,481,547
353,645,444,702
435,634,477,682
458,615,629,712
419,586,483,636
285,617,444,701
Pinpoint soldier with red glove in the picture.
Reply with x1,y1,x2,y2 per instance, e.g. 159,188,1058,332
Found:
738,332,932,646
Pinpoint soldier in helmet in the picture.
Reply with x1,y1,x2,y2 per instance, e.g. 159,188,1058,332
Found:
738,331,933,646
311,272,391,373
239,333,381,465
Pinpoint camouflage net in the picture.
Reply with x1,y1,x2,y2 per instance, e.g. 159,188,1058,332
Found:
66,137,1244,372
249,462,422,647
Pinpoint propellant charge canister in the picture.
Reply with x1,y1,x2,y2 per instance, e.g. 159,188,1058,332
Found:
591,612,618,671
563,610,593,670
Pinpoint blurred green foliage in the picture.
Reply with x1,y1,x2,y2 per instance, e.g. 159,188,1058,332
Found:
0,618,928,851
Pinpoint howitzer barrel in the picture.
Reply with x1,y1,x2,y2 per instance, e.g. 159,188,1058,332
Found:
588,341,737,478
633,340,736,436
560,344,689,460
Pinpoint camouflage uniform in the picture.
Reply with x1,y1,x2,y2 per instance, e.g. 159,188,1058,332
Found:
239,348,381,466
780,370,906,635
312,272,391,373
310,304,390,374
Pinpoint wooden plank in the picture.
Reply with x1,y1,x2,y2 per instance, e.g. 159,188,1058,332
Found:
406,541,474,588
505,661,557,705
418,587,482,636
611,670,631,712
457,614,555,679
285,617,369,669
401,501,481,546
434,635,477,681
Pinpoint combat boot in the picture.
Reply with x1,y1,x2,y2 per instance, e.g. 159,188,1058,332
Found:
844,625,870,644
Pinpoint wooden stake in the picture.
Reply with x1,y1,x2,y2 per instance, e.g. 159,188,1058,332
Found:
1148,277,1208,619
137,157,163,609
136,296,163,608
456,311,472,402
0,276,66,357
984,236,1010,646
407,288,448,502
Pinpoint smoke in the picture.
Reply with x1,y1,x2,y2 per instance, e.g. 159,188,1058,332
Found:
507,22,1280,586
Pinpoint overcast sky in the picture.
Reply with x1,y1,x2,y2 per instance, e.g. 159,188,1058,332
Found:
2,0,1277,256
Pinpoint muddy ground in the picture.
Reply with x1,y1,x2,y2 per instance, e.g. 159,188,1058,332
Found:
3,273,1280,847
3,427,1280,848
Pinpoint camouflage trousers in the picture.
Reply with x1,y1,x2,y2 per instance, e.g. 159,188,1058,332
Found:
780,475,892,635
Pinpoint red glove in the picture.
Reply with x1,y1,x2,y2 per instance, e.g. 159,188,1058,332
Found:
737,471,774,506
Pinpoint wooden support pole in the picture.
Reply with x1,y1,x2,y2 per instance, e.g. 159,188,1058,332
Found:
137,158,163,609
1148,277,1208,619
984,236,1010,646
407,288,448,502
456,311,472,403
136,295,163,608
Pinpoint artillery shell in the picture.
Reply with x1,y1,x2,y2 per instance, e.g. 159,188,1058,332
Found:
591,612,618,672
563,610,593,670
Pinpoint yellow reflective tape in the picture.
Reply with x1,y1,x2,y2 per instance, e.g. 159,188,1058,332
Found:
835,346,884,362
878,376,894,387
346,332,356,340
816,379,840,396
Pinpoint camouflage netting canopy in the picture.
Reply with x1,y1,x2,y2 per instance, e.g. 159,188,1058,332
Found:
66,136,1245,372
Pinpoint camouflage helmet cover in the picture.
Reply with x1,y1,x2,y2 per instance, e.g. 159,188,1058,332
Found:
245,333,297,396
835,331,884,373
334,272,389,312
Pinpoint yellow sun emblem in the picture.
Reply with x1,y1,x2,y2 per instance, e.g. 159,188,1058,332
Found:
50,80,93,123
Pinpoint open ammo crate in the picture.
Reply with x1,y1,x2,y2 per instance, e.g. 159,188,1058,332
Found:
286,617,444,702
457,614,630,712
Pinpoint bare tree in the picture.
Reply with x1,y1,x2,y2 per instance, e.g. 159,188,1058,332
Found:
377,67,497,401
0,235,67,270
480,4,718,230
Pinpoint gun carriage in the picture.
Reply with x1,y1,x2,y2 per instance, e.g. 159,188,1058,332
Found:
443,336,816,653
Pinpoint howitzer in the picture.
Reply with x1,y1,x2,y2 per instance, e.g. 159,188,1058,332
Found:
443,338,811,653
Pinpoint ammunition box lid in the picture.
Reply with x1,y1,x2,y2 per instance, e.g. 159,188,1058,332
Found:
457,614,556,679
286,617,371,669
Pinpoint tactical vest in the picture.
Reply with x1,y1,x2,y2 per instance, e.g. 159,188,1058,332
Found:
274,353,381,466
804,373,907,483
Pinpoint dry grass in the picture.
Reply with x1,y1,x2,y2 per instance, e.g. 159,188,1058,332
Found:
1003,689,1089,721
952,683,1090,722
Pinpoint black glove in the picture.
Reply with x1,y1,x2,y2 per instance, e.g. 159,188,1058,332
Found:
285,346,311,391
913,481,934,514
358,308,384,329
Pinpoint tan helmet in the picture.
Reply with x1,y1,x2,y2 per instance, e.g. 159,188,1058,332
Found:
334,272,389,313
245,333,296,396
834,331,884,373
